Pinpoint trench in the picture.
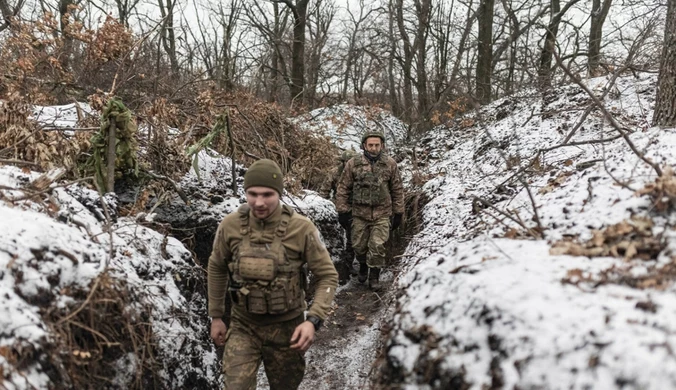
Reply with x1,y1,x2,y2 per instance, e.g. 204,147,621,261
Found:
147,183,427,389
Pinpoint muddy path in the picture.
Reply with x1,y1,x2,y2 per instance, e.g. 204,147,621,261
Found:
299,274,395,390
255,269,397,390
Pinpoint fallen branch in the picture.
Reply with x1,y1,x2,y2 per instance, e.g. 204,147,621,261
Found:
0,158,41,167
143,171,190,205
473,196,543,239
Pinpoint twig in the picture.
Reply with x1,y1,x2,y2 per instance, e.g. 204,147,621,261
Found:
7,176,94,202
540,135,623,152
41,127,99,132
0,127,43,157
0,158,41,167
552,46,662,177
473,196,542,239
143,171,190,205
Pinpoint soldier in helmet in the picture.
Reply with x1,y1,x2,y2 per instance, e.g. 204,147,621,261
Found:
208,159,339,390
335,131,404,290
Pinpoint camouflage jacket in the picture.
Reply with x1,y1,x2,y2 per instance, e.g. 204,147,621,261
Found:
207,203,339,324
319,164,342,200
335,153,404,221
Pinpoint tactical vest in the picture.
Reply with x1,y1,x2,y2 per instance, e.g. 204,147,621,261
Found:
229,204,306,316
352,157,389,206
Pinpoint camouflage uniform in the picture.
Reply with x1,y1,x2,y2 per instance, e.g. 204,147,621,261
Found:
336,150,404,271
208,203,339,390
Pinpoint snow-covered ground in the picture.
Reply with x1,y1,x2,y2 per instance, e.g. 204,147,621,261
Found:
383,73,676,389
0,165,221,389
3,73,676,389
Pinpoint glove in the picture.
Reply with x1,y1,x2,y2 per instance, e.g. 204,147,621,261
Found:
391,213,403,231
338,212,352,229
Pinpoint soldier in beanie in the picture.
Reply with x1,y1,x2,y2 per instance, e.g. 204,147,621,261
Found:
335,131,404,290
208,159,339,390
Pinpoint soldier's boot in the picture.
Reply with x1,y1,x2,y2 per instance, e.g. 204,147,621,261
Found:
356,254,368,284
368,267,381,291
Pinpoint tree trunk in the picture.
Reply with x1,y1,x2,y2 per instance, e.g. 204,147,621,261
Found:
538,0,582,89
476,0,495,104
59,0,75,70
395,0,415,121
538,0,560,89
588,0,612,77
106,121,117,193
287,0,310,105
387,5,401,117
653,0,676,127
158,0,179,76
415,0,431,122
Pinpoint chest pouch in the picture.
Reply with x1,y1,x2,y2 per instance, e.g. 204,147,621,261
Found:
354,171,386,206
234,208,304,315
239,256,277,281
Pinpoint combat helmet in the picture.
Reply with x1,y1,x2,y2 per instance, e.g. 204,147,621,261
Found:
360,130,385,145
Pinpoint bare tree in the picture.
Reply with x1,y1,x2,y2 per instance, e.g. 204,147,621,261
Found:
475,0,495,104
114,0,141,26
158,0,179,76
243,0,292,102
393,0,431,124
537,0,582,89
653,0,676,127
305,0,335,107
588,0,612,76
414,0,431,122
341,0,375,102
493,0,549,96
0,0,24,32
274,0,310,105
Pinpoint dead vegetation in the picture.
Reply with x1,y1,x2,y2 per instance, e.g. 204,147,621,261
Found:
550,216,664,261
635,166,676,212
42,273,161,389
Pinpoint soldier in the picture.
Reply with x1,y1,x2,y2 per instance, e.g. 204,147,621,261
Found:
208,159,339,390
335,130,404,290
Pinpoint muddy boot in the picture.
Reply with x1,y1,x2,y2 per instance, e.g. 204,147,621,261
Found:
368,267,381,291
356,255,368,283
358,262,369,284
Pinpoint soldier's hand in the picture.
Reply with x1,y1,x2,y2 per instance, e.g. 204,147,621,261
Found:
391,213,403,231
338,212,352,230
290,321,315,352
210,318,227,346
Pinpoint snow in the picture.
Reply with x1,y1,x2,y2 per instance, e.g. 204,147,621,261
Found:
3,70,676,389
0,164,221,389
386,72,676,388
293,104,408,151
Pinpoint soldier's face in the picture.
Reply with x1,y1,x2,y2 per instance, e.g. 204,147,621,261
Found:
246,186,280,219
364,137,383,156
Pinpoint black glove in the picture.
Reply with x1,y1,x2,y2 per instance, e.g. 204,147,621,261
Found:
391,213,403,231
338,212,352,229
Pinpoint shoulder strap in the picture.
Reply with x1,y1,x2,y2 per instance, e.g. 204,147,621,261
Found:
238,204,250,236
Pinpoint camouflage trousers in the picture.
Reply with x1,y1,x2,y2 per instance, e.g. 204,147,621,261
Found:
222,315,306,390
351,216,390,268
